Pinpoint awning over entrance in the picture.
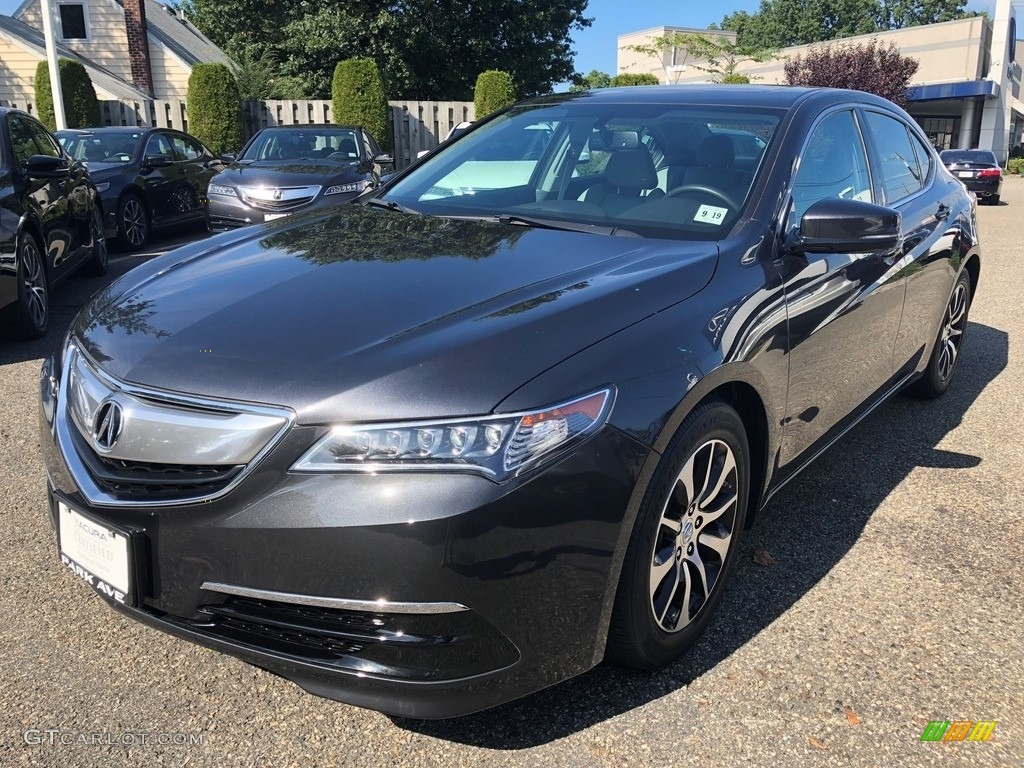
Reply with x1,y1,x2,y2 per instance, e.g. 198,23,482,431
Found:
908,80,1000,101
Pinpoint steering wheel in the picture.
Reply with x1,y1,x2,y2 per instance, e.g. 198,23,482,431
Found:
666,184,740,211
327,151,350,159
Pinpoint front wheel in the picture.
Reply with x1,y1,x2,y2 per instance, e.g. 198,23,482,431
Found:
607,399,749,669
908,270,971,399
84,205,108,276
117,193,150,250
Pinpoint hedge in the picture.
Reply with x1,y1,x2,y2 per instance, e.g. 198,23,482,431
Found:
721,73,751,84
609,72,660,87
474,70,516,118
1007,158,1024,175
332,58,391,150
186,63,245,155
34,59,100,130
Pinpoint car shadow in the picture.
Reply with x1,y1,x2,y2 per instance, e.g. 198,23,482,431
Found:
393,321,1008,749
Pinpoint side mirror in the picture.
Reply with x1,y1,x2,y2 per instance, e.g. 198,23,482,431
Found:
144,154,173,168
24,154,69,179
372,152,394,166
220,152,236,162
789,198,902,254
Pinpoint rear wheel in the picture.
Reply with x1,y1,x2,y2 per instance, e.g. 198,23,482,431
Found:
10,231,49,339
84,205,108,276
607,399,749,669
990,194,1000,205
908,270,971,399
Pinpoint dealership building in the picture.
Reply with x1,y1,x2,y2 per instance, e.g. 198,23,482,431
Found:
617,0,1023,161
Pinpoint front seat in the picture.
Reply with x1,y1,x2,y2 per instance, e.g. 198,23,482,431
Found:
337,138,358,157
584,150,664,216
683,135,753,201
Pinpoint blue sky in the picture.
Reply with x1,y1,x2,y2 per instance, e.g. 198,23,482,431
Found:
0,0,1000,78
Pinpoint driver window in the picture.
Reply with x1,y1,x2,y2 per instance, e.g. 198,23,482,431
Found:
145,133,174,159
789,110,873,228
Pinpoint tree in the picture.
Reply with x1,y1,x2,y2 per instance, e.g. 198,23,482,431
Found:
332,58,392,149
34,59,100,130
721,0,978,51
624,31,775,84
784,38,919,108
180,0,592,100
569,69,612,92
609,73,660,86
186,63,245,154
474,71,517,118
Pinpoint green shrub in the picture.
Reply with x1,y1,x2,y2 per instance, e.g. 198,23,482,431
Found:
720,73,751,84
609,72,660,87
474,70,516,118
34,59,100,130
1007,158,1024,175
332,58,391,150
186,63,245,155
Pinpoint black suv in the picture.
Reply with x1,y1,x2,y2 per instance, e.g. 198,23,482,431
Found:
0,108,106,339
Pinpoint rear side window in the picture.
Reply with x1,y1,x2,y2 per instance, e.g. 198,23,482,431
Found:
863,111,926,204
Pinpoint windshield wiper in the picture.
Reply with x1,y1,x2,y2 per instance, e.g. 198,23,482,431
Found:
494,213,641,237
362,197,418,215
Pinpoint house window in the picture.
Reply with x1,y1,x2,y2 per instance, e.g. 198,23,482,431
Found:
58,3,88,40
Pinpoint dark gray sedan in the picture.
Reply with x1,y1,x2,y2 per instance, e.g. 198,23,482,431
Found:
205,126,393,231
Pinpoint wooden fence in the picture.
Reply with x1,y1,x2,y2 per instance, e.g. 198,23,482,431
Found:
1,97,475,169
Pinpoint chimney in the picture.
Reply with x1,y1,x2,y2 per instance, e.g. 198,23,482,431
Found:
123,0,154,96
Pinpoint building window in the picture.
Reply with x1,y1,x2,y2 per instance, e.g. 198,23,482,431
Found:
59,3,88,40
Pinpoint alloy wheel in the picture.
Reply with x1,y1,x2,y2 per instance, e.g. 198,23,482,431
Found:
937,281,967,382
122,199,148,247
91,209,108,271
21,237,47,330
649,438,739,633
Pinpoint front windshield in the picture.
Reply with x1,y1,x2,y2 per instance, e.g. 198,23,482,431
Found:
59,133,141,164
241,128,362,162
383,100,782,240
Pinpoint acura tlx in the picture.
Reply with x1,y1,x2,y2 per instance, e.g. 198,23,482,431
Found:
40,85,979,718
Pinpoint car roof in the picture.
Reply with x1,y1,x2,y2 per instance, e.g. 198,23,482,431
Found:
54,127,152,135
530,84,897,111
257,125,363,131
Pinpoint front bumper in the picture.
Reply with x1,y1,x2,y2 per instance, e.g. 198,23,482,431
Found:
39,354,649,717
206,190,361,232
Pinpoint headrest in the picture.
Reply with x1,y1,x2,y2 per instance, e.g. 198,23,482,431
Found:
700,135,735,168
605,149,658,190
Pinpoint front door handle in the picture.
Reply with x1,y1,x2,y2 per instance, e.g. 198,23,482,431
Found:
935,203,951,221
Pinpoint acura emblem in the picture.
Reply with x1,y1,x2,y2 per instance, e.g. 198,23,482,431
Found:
272,189,283,200
92,400,124,449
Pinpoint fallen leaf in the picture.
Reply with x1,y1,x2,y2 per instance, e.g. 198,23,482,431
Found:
808,736,828,750
844,706,861,725
753,549,778,566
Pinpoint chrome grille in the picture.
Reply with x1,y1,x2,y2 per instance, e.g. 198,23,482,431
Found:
238,185,321,212
55,344,294,507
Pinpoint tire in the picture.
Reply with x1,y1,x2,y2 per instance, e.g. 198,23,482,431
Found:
990,195,1000,205
10,231,49,340
117,193,150,250
908,270,971,399
607,398,750,670
84,205,109,276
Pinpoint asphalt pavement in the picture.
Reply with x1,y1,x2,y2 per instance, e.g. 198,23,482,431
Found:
0,192,1020,767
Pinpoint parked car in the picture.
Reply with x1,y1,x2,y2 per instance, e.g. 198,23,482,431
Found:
1,108,106,339
205,126,392,231
40,86,979,718
56,127,222,250
939,148,1003,203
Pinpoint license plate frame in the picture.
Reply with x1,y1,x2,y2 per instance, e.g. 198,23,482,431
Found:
264,212,290,221
56,497,137,607
958,171,974,178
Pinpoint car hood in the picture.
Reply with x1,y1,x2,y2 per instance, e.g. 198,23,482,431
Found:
72,207,718,423
214,159,364,188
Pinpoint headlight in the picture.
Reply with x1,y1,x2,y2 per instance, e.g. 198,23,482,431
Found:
324,180,370,196
94,182,110,193
292,388,614,481
208,183,237,197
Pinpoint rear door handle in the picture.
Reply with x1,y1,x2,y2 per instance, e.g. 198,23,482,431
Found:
935,203,951,221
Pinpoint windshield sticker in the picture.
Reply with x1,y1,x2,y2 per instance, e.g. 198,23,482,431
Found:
694,205,728,225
